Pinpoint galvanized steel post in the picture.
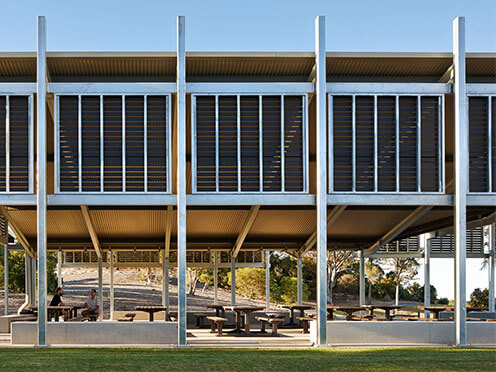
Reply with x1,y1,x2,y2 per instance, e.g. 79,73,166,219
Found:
453,16,467,347
4,244,8,315
423,235,431,318
57,251,62,288
36,15,48,346
488,224,495,313
110,251,114,317
359,251,365,307
315,15,328,346
98,257,103,321
176,15,187,346
214,252,218,305
231,256,236,305
297,255,303,305
265,251,270,311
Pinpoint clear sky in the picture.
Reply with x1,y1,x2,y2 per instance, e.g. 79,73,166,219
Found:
1,1,495,300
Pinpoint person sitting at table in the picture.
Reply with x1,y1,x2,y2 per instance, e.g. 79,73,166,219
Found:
50,287,69,321
82,289,99,318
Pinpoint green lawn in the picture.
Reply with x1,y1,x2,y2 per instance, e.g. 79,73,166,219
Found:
0,347,495,372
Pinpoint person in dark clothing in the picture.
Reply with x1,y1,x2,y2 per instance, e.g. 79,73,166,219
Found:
50,287,68,321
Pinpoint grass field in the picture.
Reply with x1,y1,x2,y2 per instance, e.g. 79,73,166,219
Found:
0,347,495,371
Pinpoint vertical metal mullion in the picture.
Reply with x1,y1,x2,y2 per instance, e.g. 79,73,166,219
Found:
122,95,126,192
328,95,333,193
281,95,285,192
237,95,241,192
439,95,445,193
259,95,263,192
488,96,492,192
5,96,9,192
417,95,422,192
395,95,400,192
215,95,219,192
144,95,148,193
374,95,378,192
352,95,356,192
78,95,82,192
100,96,104,192
54,95,59,193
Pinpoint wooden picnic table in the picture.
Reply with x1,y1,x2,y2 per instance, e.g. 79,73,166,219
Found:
281,305,313,326
206,304,226,317
416,306,485,319
32,306,73,321
362,305,403,320
135,305,168,321
325,305,363,321
67,305,85,318
223,306,264,334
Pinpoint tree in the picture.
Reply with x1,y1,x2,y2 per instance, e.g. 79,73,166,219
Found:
229,268,266,300
325,250,355,305
389,258,419,305
278,276,310,304
470,288,490,308
187,268,203,295
365,259,383,304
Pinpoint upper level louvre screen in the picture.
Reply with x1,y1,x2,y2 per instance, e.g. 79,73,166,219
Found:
194,94,307,193
468,96,495,193
330,94,443,193
57,94,170,193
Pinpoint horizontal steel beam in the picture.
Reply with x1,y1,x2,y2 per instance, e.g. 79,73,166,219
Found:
48,82,177,94
0,83,37,94
0,194,37,205
187,82,314,94
327,194,453,206
48,194,177,206
187,194,316,206
327,83,451,94
467,194,496,206
466,84,496,95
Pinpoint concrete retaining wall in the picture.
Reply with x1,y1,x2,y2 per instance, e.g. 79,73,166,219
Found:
0,314,36,333
310,321,496,346
11,321,178,345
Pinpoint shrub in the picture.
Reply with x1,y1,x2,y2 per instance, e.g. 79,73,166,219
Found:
437,297,449,305
470,288,490,308
229,268,266,300
278,276,310,304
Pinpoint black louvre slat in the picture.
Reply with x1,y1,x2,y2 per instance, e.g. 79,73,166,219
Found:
355,96,374,191
103,96,123,191
420,97,439,192
125,96,145,191
240,96,260,191
196,96,216,191
147,96,168,192
262,96,282,191
377,96,396,191
492,97,496,192
333,96,353,191
218,96,238,191
81,96,100,191
284,96,304,191
398,97,417,191
468,97,489,192
0,97,5,191
9,96,29,191
59,96,79,192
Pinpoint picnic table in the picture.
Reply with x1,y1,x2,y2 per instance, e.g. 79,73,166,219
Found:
135,305,168,321
416,306,485,319
362,305,403,320
281,305,313,326
206,304,226,317
67,305,85,318
325,305,363,321
32,306,74,321
223,305,264,334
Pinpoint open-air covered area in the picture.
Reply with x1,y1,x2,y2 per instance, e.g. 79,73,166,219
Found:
0,11,495,353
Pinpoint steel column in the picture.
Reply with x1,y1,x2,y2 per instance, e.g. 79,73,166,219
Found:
110,251,114,317
423,235,431,318
98,257,103,321
176,15,187,347
265,251,270,311
30,255,36,305
214,252,219,305
3,245,8,315
359,251,365,307
57,251,62,288
297,255,303,305
488,224,495,313
453,16,467,347
36,15,48,346
231,257,236,305
163,257,169,311
315,15,327,346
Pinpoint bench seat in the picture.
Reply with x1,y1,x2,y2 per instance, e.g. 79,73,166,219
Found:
206,316,228,336
256,316,284,335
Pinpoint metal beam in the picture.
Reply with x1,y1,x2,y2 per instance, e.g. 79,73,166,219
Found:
327,194,453,206
187,194,315,206
0,206,35,258
48,82,177,94
454,16,468,347
438,65,454,84
176,15,187,347
300,205,347,255
49,194,177,206
80,206,102,259
327,83,450,94
36,15,48,347
186,82,314,94
165,205,173,259
364,206,433,256
232,205,260,258
315,15,327,347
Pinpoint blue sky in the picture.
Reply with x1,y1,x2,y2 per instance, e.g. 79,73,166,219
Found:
0,0,494,52
1,1,494,300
